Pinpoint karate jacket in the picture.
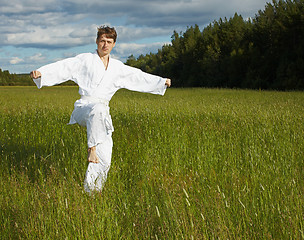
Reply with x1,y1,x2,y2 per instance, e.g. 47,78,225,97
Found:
33,50,167,134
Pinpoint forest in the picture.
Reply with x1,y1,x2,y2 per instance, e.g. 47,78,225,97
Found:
0,70,34,86
1,0,303,90
126,0,304,90
0,69,74,86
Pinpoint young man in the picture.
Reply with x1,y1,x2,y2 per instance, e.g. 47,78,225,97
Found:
30,26,171,193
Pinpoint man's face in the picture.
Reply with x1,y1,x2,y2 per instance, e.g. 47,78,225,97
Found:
96,34,116,57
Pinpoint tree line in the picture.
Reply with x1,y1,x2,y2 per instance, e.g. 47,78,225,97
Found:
0,69,75,86
0,69,34,86
126,0,304,90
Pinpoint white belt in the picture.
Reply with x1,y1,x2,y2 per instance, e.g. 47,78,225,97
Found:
79,95,113,132
80,95,109,106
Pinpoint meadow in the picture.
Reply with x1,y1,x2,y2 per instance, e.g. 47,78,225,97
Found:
0,86,303,239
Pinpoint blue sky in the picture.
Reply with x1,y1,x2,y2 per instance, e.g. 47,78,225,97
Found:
0,0,270,73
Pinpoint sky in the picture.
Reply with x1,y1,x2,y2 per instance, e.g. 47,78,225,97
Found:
0,0,270,74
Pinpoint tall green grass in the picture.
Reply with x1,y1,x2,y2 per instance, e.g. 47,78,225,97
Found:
1,86,303,239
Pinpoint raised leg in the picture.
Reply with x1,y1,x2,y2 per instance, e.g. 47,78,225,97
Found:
84,133,113,193
71,103,113,193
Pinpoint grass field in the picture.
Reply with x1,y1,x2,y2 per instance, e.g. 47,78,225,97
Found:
0,86,303,239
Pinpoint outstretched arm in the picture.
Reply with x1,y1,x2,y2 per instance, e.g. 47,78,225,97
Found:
29,56,82,89
117,64,171,95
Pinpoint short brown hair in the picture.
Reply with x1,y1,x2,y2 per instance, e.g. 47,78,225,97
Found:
97,26,117,42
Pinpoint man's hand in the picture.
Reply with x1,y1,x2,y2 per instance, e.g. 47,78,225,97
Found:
30,70,41,79
165,78,171,87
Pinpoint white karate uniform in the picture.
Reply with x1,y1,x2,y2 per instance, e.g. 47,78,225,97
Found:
33,50,167,193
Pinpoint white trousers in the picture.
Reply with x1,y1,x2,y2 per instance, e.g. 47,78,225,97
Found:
71,102,113,193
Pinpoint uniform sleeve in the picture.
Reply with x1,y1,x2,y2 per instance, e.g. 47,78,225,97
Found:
33,56,81,89
117,64,167,95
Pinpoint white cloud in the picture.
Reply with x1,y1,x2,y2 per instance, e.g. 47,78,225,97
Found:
113,42,170,61
116,26,171,43
28,53,45,62
3,24,96,48
9,57,24,64
0,0,58,14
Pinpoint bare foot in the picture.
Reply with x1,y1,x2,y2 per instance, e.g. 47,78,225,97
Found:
88,146,99,163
